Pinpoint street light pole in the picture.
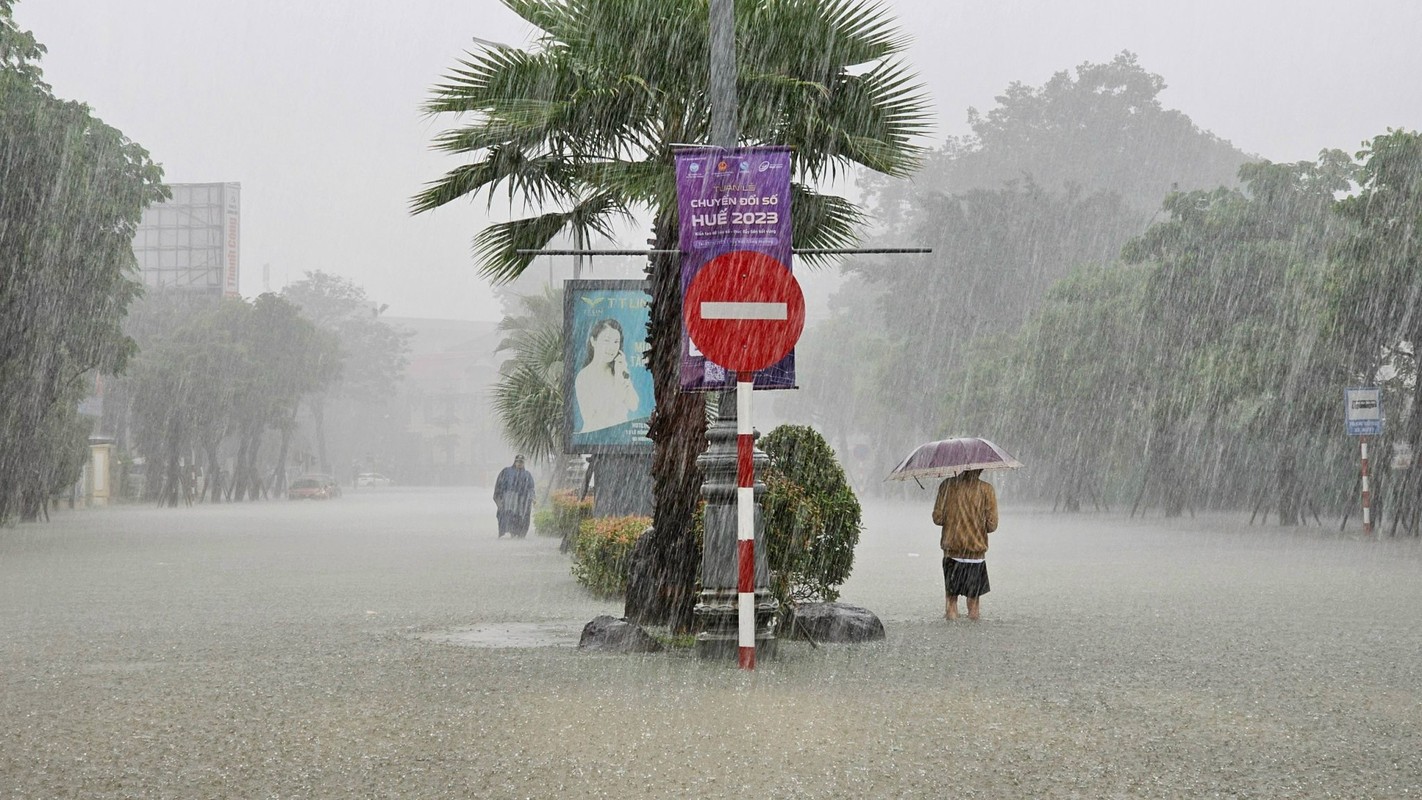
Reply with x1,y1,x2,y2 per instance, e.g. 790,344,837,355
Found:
694,0,778,661
709,0,736,148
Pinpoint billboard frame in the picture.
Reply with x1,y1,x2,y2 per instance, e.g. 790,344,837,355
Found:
562,279,656,454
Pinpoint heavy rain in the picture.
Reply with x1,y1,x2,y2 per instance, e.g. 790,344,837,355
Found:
4,0,1422,796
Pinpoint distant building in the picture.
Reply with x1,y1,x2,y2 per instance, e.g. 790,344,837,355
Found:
132,182,240,297
382,318,507,485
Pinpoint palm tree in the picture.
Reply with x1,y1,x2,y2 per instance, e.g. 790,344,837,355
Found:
414,0,930,628
492,287,566,464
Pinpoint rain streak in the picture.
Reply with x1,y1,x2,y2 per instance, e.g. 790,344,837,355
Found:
2,1,1421,797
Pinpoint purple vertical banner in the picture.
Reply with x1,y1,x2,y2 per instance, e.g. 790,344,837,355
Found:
674,146,796,391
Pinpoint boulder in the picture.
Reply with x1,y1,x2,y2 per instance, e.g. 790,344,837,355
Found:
785,602,885,643
577,615,663,653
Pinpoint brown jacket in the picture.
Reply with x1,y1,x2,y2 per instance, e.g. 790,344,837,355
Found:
932,473,999,559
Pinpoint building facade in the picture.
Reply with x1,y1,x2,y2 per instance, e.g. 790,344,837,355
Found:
132,182,240,297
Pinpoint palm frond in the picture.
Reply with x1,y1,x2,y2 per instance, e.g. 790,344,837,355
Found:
474,212,576,284
790,186,865,268
473,191,628,283
741,0,913,83
575,159,675,209
492,360,562,461
770,60,930,182
411,145,580,213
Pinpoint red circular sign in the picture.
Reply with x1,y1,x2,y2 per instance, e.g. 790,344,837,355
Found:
684,250,805,373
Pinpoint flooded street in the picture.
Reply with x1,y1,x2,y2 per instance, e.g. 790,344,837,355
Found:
3,489,1421,797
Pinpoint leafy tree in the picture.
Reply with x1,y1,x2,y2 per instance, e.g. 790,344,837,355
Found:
862,51,1250,232
946,261,1154,510
227,294,342,500
1332,130,1422,532
281,271,410,477
841,54,1251,466
414,0,929,628
854,180,1143,461
125,296,238,505
122,294,341,504
492,287,565,463
1121,155,1356,518
0,0,165,522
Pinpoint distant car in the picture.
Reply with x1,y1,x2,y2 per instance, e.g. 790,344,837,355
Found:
288,475,340,500
356,472,393,487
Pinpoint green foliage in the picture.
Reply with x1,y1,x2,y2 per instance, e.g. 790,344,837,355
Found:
938,152,1367,520
571,515,650,597
1330,129,1422,529
758,425,862,604
493,287,565,462
0,5,166,522
414,0,931,279
121,294,342,505
415,0,930,627
280,271,411,401
535,489,592,539
841,54,1253,470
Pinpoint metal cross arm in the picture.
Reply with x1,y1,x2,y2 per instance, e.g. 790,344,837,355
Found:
516,248,932,256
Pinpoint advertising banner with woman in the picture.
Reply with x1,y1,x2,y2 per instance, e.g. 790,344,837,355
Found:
563,280,655,453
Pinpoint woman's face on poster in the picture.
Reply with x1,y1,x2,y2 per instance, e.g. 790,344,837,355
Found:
591,325,623,365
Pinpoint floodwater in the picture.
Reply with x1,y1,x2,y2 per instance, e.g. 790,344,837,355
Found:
2,488,1420,797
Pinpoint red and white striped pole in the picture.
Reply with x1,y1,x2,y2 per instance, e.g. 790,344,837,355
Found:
736,376,756,670
1360,436,1373,537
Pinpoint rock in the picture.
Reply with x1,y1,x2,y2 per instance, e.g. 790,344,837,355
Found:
785,602,885,643
577,615,663,653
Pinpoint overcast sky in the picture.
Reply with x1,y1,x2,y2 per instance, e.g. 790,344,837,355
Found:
16,0,1422,321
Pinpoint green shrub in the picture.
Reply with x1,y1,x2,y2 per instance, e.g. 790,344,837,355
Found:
759,425,862,605
571,515,650,597
535,490,592,539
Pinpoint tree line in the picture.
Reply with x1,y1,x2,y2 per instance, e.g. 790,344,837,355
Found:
109,272,409,507
791,54,1421,533
2,3,409,521
0,0,164,522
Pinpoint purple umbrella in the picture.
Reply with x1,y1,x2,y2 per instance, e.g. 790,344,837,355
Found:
886,437,1023,483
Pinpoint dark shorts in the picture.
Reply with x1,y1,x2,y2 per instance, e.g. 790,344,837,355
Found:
943,558,990,597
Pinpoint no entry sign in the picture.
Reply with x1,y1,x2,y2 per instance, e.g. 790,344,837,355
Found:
684,250,805,373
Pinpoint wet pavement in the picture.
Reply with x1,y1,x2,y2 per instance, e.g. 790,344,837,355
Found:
2,487,1420,797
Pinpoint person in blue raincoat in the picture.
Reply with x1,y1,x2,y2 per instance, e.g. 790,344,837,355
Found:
493,455,535,538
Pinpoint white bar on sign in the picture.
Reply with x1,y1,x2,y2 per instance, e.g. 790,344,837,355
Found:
702,301,787,320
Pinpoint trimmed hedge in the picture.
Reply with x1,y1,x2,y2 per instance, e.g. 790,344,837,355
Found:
534,490,592,539
683,425,862,608
759,425,862,606
571,515,650,597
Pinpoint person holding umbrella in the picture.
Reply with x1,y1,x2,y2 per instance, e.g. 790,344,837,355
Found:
933,469,998,620
887,437,1018,621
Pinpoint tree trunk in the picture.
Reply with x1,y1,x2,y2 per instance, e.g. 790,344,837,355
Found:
243,427,265,500
310,395,330,475
160,418,183,508
204,440,222,503
624,215,707,631
1276,447,1300,527
274,420,294,497
228,426,247,501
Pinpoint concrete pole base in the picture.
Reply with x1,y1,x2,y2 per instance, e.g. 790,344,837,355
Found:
693,590,779,660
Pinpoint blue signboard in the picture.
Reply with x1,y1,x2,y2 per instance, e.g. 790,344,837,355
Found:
563,280,655,453
1344,387,1383,436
